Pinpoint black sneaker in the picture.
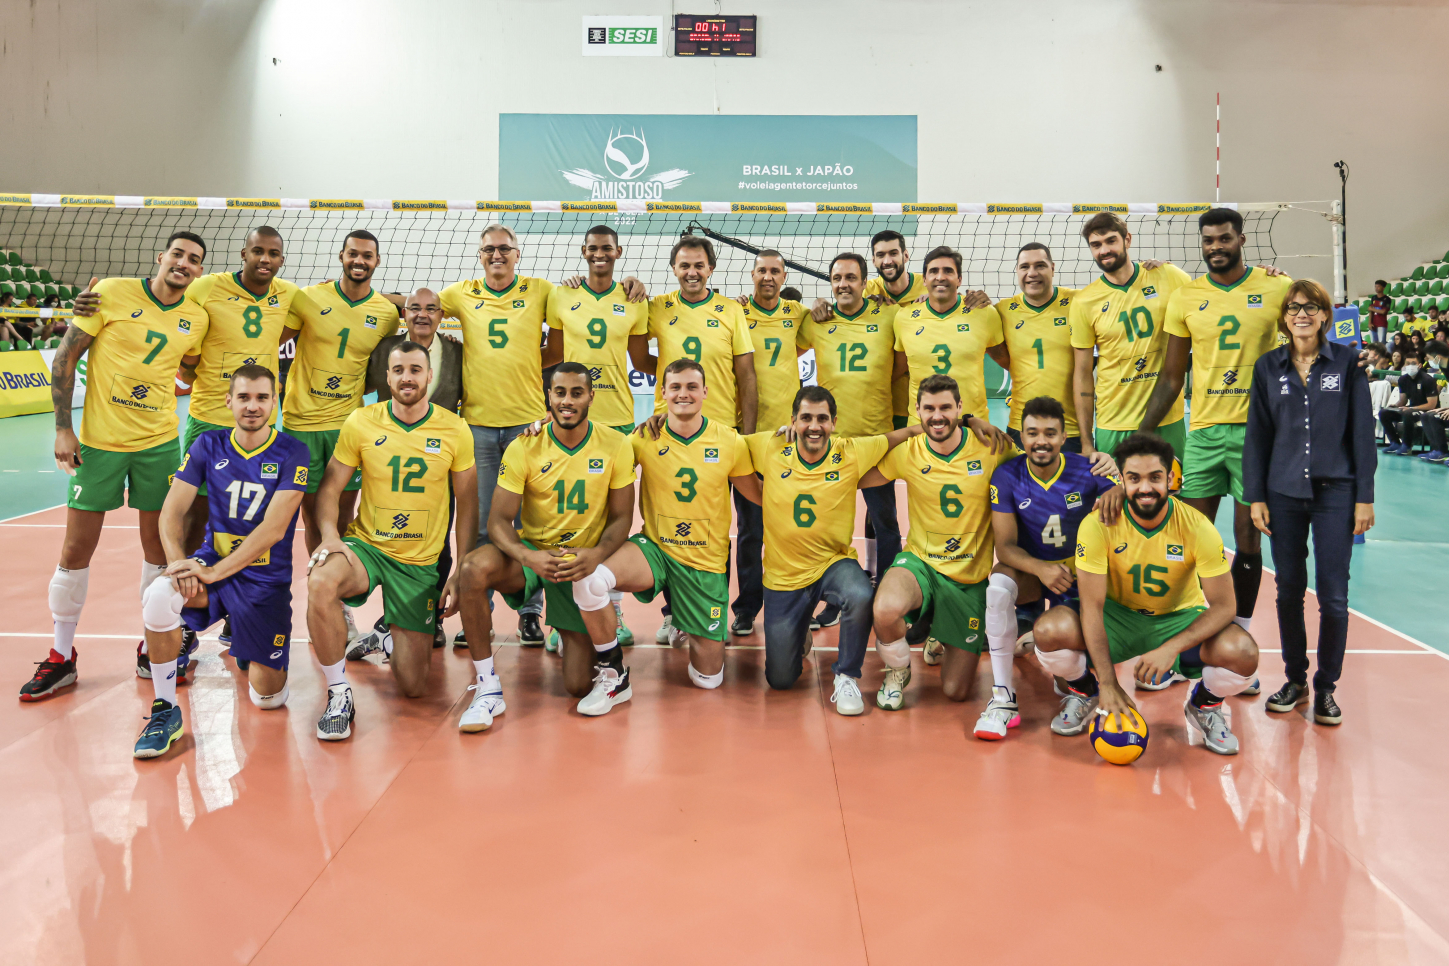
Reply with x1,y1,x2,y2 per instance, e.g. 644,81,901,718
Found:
905,618,931,646
1265,680,1310,714
433,625,447,648
219,619,233,645
730,615,755,636
1313,690,1342,726
136,640,152,679
810,604,841,632
175,628,199,682
518,613,545,646
20,649,78,701
453,627,468,648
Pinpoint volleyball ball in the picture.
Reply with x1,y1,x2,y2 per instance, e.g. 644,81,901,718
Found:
1090,707,1149,765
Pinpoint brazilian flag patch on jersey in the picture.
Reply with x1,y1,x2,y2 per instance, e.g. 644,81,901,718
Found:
866,324,878,332
513,299,525,309
703,447,719,463
966,460,983,476
260,462,279,480
707,319,720,327
957,323,969,332
1166,544,1185,561
364,315,378,329
825,471,840,481
425,438,441,454
1142,286,1158,299
588,457,605,474
1054,317,1067,326
1248,294,1263,307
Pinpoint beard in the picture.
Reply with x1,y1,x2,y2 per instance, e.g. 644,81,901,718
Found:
1127,489,1166,518
1206,246,1243,272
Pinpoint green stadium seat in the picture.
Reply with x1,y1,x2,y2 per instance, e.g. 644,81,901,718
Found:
1394,298,1408,312
1411,266,1425,280
23,267,38,283
1438,263,1449,279
1390,281,1404,297
0,267,9,282
1418,280,1433,295
1431,280,1444,296
1443,249,1449,262
0,341,11,353
37,269,52,284
43,284,58,298
1411,297,1424,312
0,283,12,297
12,283,28,299
4,252,18,267
1439,296,1449,312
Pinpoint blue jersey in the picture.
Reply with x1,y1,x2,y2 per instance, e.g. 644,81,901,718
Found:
990,452,1118,563
175,428,309,585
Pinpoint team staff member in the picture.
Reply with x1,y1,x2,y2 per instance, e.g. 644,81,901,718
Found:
1379,345,1440,453
996,244,1081,451
22,232,211,703
1245,280,1376,726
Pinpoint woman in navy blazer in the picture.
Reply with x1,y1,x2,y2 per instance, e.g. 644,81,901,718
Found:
1243,279,1376,727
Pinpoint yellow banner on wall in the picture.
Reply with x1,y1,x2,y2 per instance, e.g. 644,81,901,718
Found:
0,350,53,417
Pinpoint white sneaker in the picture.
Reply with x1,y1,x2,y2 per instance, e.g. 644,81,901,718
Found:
667,625,688,648
654,614,675,644
1013,630,1036,658
831,673,865,716
459,677,506,732
316,684,355,741
577,666,632,716
346,627,389,662
343,606,359,645
1135,669,1188,691
922,637,945,666
973,686,1021,741
876,665,911,710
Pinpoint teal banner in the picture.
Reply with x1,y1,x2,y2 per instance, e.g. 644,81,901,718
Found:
499,114,917,202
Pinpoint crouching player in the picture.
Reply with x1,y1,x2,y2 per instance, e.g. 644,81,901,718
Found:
134,365,307,758
1036,432,1259,755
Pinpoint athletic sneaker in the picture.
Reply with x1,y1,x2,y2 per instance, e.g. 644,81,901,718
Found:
1135,669,1188,691
218,619,233,645
136,640,152,679
346,624,389,662
174,628,200,682
667,625,688,648
1184,686,1239,755
811,604,841,631
614,602,634,647
730,616,755,636
453,627,468,647
655,613,675,643
1240,678,1262,696
831,673,865,716
343,607,359,645
922,637,945,666
1014,630,1036,658
876,665,911,710
518,613,545,646
546,629,561,653
974,686,1022,741
459,678,506,732
1050,688,1099,736
133,699,184,759
434,625,448,648
1419,450,1448,462
577,666,632,716
316,684,355,741
19,648,78,701
1265,680,1310,713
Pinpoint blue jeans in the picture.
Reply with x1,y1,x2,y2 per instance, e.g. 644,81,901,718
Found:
860,482,902,579
762,559,874,689
471,423,542,616
1267,479,1354,691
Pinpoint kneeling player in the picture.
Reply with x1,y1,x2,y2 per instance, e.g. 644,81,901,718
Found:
456,362,636,725
135,366,307,758
576,359,760,689
1036,432,1259,755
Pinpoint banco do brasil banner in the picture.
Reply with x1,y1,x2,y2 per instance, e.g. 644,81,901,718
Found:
499,114,917,202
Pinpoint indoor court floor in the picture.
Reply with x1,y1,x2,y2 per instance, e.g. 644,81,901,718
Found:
2,408,1447,965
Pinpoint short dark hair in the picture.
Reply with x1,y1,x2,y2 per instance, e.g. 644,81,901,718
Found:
780,286,803,302
1365,341,1388,359
922,245,962,275
42,294,59,307
792,384,836,419
1016,242,1054,264
1198,207,1244,234
389,340,431,366
1375,279,1387,288
1426,340,1449,358
756,249,785,264
870,230,907,253
916,373,960,404
552,359,593,389
164,230,207,259
343,229,380,252
0,293,12,305
662,357,705,382
247,225,284,245
1021,395,1066,428
670,235,716,268
830,252,868,278
228,363,276,391
1113,431,1176,474
1405,305,1416,315
583,224,618,243
1081,212,1128,241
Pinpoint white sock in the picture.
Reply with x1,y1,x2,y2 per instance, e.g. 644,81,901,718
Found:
473,656,496,682
688,663,724,689
380,630,394,656
609,591,623,607
594,637,618,653
985,573,1019,691
1034,645,1088,681
54,622,79,661
141,560,165,600
249,682,289,709
151,659,179,705
321,658,347,688
1232,615,1252,632
49,565,89,660
875,637,911,669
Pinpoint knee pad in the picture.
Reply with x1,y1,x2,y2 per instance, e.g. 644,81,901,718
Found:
249,681,290,709
571,564,616,613
985,574,1018,642
49,566,89,624
140,560,165,601
141,575,185,633
874,637,912,669
1201,665,1254,699
687,663,724,689
1034,645,1087,680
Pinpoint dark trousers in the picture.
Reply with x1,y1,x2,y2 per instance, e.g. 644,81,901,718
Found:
763,559,874,689
1421,412,1448,452
1266,479,1354,692
860,483,902,580
1381,409,1421,447
731,485,764,621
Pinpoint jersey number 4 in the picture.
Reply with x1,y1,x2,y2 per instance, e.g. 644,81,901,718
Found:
1040,513,1065,548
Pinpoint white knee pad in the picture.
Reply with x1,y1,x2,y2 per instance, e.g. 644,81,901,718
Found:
1034,645,1088,680
249,682,290,709
688,663,724,689
141,560,165,601
141,575,185,633
49,566,89,623
875,637,912,669
1201,665,1254,699
571,564,616,613
985,573,1019,647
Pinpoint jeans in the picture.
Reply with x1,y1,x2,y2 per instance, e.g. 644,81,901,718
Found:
860,483,902,579
1421,411,1447,452
470,423,542,616
762,559,874,689
1380,409,1421,448
1267,479,1354,691
731,485,764,622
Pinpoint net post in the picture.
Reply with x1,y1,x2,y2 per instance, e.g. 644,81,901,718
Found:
1331,198,1345,306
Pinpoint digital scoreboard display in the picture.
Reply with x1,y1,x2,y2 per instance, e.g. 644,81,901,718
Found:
674,15,757,56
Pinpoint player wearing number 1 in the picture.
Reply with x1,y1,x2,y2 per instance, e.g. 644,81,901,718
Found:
996,244,1081,452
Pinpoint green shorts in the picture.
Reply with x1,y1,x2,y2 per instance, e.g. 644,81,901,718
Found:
1181,422,1246,502
628,533,729,641
893,415,909,430
341,537,439,634
1096,418,1186,463
1102,598,1205,678
180,414,231,496
68,439,179,513
501,539,587,633
889,551,987,653
288,427,362,494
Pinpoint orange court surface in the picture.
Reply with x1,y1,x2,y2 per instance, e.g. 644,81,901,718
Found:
3,497,1448,966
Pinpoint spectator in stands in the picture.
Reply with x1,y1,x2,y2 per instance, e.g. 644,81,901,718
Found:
1368,280,1391,343
1389,349,1405,372
1,292,36,347
1418,341,1449,462
1427,305,1442,330
1389,332,1406,356
1408,330,1426,354
1244,278,1374,727
1364,343,1393,438
1380,346,1440,454
1401,305,1423,337
37,294,63,341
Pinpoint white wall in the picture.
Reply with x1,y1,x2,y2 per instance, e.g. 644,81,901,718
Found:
2,0,1447,295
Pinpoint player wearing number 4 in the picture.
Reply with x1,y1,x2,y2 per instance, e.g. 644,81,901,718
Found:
1037,432,1260,755
134,365,307,758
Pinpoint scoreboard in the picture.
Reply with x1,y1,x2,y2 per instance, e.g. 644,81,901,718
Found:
673,15,757,56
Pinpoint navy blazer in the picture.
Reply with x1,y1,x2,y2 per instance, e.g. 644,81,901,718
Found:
1242,340,1376,504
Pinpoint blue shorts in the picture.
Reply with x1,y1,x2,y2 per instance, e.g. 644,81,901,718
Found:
183,570,293,671
1045,582,1081,611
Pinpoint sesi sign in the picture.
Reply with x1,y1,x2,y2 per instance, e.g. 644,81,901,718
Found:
582,17,665,56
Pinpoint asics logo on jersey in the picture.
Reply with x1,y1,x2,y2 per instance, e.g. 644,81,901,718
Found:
1114,543,1128,553
570,302,581,311
675,522,692,538
780,469,792,478
540,462,553,473
1015,320,1026,329
657,446,669,456
1134,358,1148,372
374,436,387,446
130,384,150,400
749,320,757,329
828,325,837,334
392,513,411,530
326,376,342,390
668,316,678,325
915,326,924,334
271,650,284,660
321,307,332,315
1100,303,1111,314
475,302,485,309
215,459,229,469
1222,369,1238,386
131,310,144,318
1199,299,1211,311
1018,499,1031,509
920,465,931,474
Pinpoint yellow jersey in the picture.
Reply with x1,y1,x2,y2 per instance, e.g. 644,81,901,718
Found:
1075,497,1229,616
334,401,474,566
1069,262,1190,432
893,295,1004,424
73,278,210,452
546,280,648,428
647,289,753,426
744,432,889,591
441,274,554,428
497,421,635,552
996,287,1080,434
741,297,805,433
798,300,898,437
283,281,398,432
875,431,1021,585
185,272,318,426
632,416,753,573
865,271,927,418
1400,317,1429,337
1165,268,1292,428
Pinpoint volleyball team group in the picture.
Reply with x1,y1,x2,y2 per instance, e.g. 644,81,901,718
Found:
19,208,1364,761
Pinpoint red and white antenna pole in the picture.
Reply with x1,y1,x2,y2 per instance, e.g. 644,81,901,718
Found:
1215,93,1221,203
